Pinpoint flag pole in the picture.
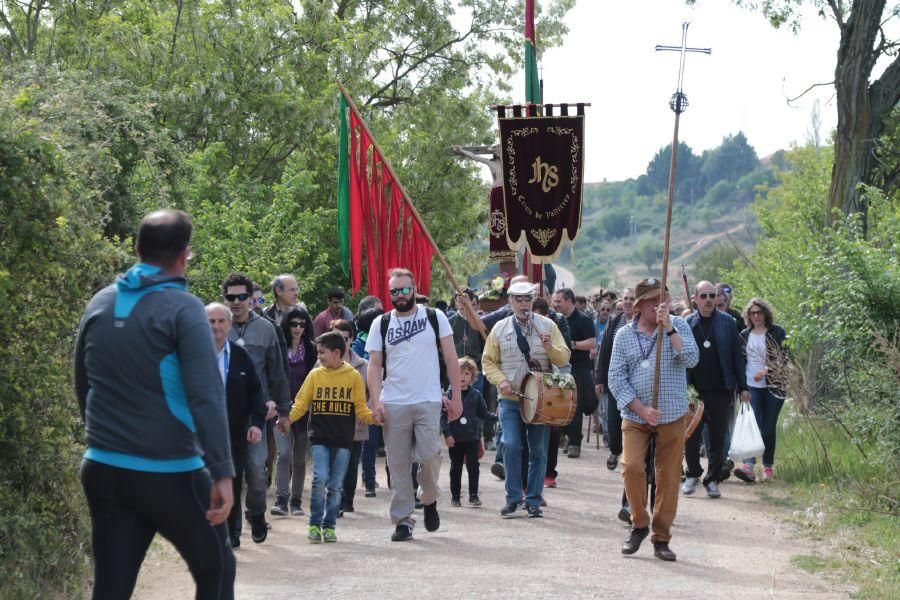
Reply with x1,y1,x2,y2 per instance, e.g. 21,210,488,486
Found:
337,80,487,339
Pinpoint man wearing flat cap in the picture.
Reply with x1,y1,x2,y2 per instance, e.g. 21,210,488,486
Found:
482,281,570,519
608,277,699,562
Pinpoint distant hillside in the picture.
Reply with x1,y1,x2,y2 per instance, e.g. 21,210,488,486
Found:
559,132,779,295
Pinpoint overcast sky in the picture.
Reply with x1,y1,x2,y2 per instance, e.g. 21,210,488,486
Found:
525,1,843,182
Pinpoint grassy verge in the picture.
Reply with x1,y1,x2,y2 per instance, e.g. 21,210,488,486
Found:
759,405,899,599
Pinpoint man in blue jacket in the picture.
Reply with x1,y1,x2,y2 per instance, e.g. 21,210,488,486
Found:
75,209,235,599
682,280,750,499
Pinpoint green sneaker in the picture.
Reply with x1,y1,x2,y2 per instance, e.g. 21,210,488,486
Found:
307,525,322,544
322,528,337,543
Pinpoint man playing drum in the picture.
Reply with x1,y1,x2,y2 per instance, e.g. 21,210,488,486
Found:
482,281,570,518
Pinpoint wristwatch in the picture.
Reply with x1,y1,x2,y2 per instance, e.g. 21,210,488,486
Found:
666,327,677,337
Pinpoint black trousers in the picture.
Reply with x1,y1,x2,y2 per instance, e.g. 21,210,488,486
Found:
342,440,363,508
685,389,733,485
607,391,623,456
80,459,235,600
566,367,597,447
448,439,480,498
546,427,562,477
228,434,246,539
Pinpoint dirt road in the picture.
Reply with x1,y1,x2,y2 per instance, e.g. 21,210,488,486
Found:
131,442,848,599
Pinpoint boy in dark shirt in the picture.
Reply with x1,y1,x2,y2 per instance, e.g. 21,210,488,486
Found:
441,357,492,507
279,332,380,543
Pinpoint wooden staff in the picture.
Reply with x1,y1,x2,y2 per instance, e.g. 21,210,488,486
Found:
337,81,487,340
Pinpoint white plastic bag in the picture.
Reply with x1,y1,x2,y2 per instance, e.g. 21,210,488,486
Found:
729,402,765,462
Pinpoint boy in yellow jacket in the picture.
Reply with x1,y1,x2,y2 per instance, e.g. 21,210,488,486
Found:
278,332,381,543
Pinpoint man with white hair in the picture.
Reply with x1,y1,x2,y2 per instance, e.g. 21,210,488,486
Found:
205,302,266,548
482,281,570,518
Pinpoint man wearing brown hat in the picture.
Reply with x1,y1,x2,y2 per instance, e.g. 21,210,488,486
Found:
608,277,699,561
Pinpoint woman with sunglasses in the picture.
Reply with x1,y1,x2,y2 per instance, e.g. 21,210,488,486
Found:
736,298,788,483
272,307,316,516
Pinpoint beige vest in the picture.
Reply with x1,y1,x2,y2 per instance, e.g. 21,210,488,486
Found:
493,313,556,392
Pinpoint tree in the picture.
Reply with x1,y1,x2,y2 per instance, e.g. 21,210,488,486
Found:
695,0,900,231
700,132,759,184
644,141,701,195
635,236,664,272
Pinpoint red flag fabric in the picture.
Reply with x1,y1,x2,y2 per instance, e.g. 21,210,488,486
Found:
386,187,402,271
368,153,384,304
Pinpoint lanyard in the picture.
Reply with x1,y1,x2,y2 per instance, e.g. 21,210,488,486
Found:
635,329,657,368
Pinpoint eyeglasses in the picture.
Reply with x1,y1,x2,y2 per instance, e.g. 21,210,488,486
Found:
698,292,717,300
255,297,266,305
748,310,763,316
389,286,414,297
720,286,732,295
511,295,534,303
224,293,250,302
289,321,306,328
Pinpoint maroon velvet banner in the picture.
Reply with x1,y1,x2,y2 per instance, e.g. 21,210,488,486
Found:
498,115,584,262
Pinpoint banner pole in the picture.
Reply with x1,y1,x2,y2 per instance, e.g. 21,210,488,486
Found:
337,81,487,340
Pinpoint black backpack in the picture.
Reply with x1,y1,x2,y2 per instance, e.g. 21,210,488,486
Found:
380,307,449,389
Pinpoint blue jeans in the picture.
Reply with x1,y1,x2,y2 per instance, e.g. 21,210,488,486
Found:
309,445,351,530
499,399,549,508
361,425,381,488
747,388,784,467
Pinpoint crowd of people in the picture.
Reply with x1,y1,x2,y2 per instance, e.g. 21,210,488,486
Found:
74,210,789,598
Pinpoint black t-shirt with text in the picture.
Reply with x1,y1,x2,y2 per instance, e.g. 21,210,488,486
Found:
565,308,595,371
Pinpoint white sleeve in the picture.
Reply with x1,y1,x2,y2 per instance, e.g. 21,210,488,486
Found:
436,309,453,339
365,315,385,353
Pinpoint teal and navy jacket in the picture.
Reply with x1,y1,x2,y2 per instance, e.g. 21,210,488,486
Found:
74,264,234,480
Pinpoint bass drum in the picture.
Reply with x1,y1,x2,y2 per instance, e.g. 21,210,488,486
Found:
519,371,576,426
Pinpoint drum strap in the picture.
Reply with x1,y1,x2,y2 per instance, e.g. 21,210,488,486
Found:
512,318,540,371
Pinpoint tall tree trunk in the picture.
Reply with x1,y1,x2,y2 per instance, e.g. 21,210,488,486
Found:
828,0,900,234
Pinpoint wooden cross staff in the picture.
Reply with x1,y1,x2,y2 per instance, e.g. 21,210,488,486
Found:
650,23,710,411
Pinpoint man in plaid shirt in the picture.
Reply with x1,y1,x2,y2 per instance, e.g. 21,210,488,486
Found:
608,278,699,562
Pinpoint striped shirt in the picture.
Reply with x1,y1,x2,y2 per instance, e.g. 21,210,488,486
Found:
608,315,699,425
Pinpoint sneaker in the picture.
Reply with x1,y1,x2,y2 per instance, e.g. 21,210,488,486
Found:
424,501,440,531
681,477,699,495
229,534,241,549
621,526,649,555
721,458,734,482
364,487,376,498
606,453,620,470
322,528,337,543
468,494,482,507
415,496,424,510
544,476,557,488
763,466,774,481
450,496,462,507
250,513,268,543
526,505,544,518
307,525,322,544
500,500,524,518
290,500,304,516
567,445,581,459
734,463,757,483
705,481,721,499
653,541,677,561
617,505,632,524
270,499,288,516
391,524,413,542
491,462,506,480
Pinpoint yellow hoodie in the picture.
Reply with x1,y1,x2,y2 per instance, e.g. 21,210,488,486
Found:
289,362,374,449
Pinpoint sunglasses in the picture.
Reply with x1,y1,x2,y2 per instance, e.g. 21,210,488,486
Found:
289,321,307,328
224,293,250,302
511,295,534,303
389,286,414,297
698,292,717,300
255,297,266,305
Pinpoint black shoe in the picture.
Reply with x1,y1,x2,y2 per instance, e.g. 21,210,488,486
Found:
270,499,288,516
450,497,462,507
468,494,482,507
391,524,413,542
617,506,632,524
654,541,677,561
424,501,440,532
250,514,268,544
491,462,505,481
500,501,524,518
621,526,649,555
365,487,376,498
337,510,344,518
526,505,544,518
229,535,240,549
289,500,304,516
606,453,620,470
376,448,387,458
567,445,581,459
415,496,424,510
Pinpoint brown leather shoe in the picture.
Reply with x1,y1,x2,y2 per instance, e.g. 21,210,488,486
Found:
653,541,677,561
621,526,649,555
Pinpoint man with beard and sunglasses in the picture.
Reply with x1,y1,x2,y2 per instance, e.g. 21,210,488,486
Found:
365,268,462,542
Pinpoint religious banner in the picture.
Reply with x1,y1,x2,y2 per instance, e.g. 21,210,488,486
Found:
498,114,584,262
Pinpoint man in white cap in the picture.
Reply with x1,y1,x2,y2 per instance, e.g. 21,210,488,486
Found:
482,281,570,518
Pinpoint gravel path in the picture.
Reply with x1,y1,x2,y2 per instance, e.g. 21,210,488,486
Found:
131,441,850,599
